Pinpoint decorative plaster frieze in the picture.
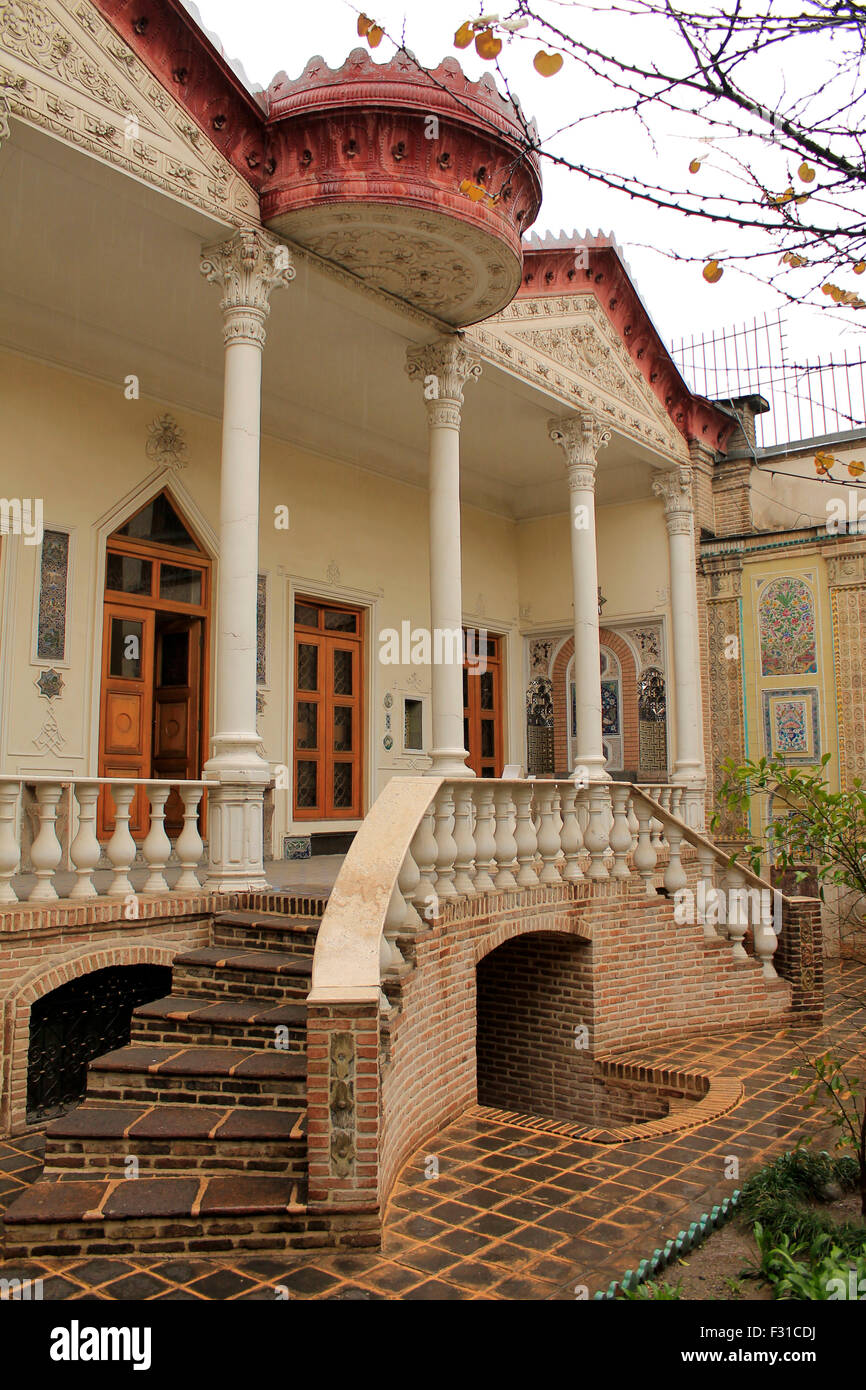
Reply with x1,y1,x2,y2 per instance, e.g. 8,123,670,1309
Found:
826,547,866,588
702,553,744,599
145,413,188,469
0,0,258,224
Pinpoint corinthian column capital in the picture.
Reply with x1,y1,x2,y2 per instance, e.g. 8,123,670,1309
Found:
406,338,482,427
652,465,695,534
201,228,295,347
548,412,611,488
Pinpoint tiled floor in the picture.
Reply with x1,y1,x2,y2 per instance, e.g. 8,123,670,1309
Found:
1,960,862,1301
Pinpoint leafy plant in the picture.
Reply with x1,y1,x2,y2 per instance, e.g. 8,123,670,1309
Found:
752,1223,866,1300
793,1052,866,1217
618,1278,683,1300
713,754,866,911
739,1148,865,1255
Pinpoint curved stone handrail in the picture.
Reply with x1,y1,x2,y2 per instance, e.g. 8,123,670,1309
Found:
308,776,443,1003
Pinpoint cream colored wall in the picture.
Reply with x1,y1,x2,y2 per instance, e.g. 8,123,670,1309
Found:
750,436,866,535
0,347,526,851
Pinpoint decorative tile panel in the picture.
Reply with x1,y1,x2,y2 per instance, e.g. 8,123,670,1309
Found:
762,688,820,763
36,530,69,662
758,576,817,676
256,574,267,686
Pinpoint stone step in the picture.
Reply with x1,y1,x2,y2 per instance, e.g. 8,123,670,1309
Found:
212,911,321,956
171,947,313,1002
131,995,307,1050
42,1103,307,1178
2,1176,380,1258
85,1044,306,1108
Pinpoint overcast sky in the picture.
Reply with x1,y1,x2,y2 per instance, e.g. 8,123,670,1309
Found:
189,0,861,384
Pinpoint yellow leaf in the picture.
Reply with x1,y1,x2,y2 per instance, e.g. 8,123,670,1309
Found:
770,187,795,206
848,460,865,478
357,13,372,35
814,455,832,475
475,27,502,60
366,23,384,47
688,158,701,174
454,20,474,49
794,194,809,205
854,262,865,275
534,50,564,77
798,162,816,183
702,260,723,284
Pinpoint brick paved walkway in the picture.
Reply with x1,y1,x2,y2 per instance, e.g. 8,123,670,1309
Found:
0,960,861,1300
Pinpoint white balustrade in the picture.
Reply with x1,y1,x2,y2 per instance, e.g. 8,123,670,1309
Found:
0,777,209,903
432,785,458,898
558,782,584,881
472,783,497,891
451,783,477,894
493,784,518,889
410,805,438,916
609,784,632,880
632,799,658,896
513,784,539,887
536,783,563,884
583,786,611,880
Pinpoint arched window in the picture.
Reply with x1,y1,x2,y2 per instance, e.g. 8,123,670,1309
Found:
567,647,623,772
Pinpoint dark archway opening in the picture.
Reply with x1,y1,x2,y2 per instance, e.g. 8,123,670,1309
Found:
26,965,171,1123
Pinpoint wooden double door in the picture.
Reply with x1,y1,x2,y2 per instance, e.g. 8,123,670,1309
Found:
292,597,363,820
463,630,504,778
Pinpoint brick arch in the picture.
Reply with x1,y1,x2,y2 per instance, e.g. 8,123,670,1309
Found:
476,927,593,1120
551,628,640,776
2,941,178,1136
473,916,590,967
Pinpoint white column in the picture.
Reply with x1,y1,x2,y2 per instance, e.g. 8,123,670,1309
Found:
406,339,481,777
549,413,611,782
652,465,707,828
200,228,294,889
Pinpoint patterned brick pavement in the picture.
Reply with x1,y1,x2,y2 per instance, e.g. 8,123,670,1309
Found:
0,960,862,1301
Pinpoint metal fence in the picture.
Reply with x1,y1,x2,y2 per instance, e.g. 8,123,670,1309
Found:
671,310,866,450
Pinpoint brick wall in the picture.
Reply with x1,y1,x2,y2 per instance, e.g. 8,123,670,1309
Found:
476,931,593,1121
366,874,805,1212
0,895,216,1136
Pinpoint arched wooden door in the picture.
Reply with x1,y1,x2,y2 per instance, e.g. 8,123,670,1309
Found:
97,492,210,838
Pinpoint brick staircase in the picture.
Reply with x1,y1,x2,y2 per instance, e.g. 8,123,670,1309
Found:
2,896,379,1258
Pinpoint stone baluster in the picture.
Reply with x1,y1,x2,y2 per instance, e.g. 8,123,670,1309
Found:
658,787,672,845
69,783,101,899
514,784,539,887
609,784,633,880
721,866,749,960
493,784,518,889
558,782,584,881
0,781,21,904
397,847,424,931
670,786,684,820
632,797,658,896
754,893,780,980
696,845,721,939
472,783,497,891
410,805,439,920
174,785,205,892
627,796,639,853
536,783,563,884
662,815,688,896
382,884,408,973
583,785,611,880
28,782,64,901
106,783,137,899
433,784,457,898
142,783,172,893
451,783,476,894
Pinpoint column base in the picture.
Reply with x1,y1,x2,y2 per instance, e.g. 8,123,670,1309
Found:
202,742,271,892
671,773,707,832
425,748,474,778
571,756,611,786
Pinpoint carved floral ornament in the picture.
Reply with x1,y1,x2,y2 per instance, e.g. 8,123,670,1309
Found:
145,414,188,469
200,229,295,346
652,466,695,532
548,412,611,481
405,338,482,420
